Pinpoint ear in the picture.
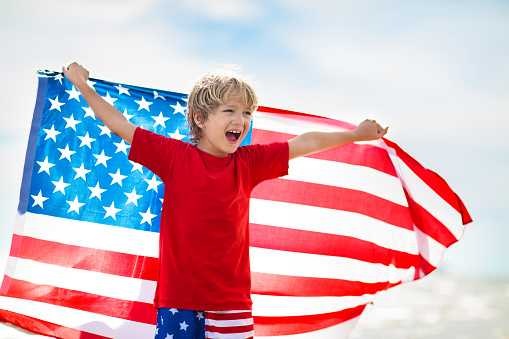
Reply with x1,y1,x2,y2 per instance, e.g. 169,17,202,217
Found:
193,112,204,128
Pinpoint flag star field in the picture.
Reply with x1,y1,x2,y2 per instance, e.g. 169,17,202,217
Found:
26,70,201,233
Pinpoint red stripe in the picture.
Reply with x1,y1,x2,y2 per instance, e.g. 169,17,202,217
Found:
257,106,357,130
250,223,418,269
252,178,414,231
1,276,157,325
9,234,158,281
253,305,366,336
0,309,109,339
251,272,400,297
205,324,254,335
404,189,460,247
418,254,437,276
384,139,472,225
252,128,398,177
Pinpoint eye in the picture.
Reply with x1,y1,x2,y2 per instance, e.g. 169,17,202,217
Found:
243,111,252,116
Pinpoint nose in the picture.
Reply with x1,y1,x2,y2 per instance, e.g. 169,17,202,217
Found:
232,111,244,125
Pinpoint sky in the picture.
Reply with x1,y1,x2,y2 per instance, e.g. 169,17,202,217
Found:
0,0,508,290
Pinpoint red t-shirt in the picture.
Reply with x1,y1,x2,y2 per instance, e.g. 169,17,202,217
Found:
128,128,289,311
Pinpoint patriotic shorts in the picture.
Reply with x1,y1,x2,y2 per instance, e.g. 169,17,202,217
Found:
155,308,254,339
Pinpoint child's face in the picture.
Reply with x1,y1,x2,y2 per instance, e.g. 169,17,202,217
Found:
195,99,254,157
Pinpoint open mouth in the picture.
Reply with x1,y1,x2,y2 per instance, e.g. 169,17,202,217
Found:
225,130,241,143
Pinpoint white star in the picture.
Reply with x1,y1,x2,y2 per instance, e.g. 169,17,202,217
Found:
63,114,81,131
54,73,64,84
37,157,55,174
88,182,106,200
125,188,142,206
135,96,153,111
114,140,130,154
196,312,204,320
109,169,127,187
103,201,121,220
73,163,91,180
168,128,186,140
98,124,112,137
102,92,117,106
52,176,70,194
115,84,130,96
43,125,61,142
66,85,81,101
145,175,162,192
154,90,165,100
83,107,96,120
140,207,157,225
152,112,170,128
179,321,189,331
93,150,112,167
78,132,96,148
170,101,186,115
49,96,65,112
122,109,134,121
130,160,144,173
67,196,85,214
165,334,173,339
31,190,49,208
87,79,96,88
169,308,179,315
57,144,76,162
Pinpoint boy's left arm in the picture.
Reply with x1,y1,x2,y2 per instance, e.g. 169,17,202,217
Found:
288,119,388,160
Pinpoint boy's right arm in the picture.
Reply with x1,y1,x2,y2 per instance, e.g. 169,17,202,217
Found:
62,62,137,144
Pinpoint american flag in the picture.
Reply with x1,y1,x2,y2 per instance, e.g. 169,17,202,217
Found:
0,70,471,338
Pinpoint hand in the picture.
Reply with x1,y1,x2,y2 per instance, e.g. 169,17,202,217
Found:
62,62,89,87
354,119,389,141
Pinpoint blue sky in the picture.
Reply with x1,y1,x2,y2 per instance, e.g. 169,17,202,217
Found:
0,0,508,285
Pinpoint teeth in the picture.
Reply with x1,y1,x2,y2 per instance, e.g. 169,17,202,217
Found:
227,130,241,134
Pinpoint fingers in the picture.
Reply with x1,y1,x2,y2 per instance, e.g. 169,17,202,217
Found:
61,62,89,84
62,62,82,73
360,119,388,139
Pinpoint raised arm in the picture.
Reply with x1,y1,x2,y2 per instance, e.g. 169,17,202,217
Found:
288,119,388,160
62,62,137,144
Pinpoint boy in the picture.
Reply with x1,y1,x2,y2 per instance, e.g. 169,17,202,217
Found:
63,62,388,339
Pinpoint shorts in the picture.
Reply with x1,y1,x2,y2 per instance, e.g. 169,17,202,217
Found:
155,308,254,339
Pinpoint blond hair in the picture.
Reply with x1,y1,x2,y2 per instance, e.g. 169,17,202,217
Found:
187,71,258,143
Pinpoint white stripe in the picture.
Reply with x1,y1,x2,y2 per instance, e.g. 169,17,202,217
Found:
254,111,350,135
15,212,159,258
286,156,407,207
414,226,447,267
252,294,372,317
6,257,156,303
384,143,465,239
250,198,418,255
254,315,360,339
0,296,155,338
250,247,415,284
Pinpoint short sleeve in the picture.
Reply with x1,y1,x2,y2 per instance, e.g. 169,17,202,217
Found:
128,127,188,182
238,142,289,189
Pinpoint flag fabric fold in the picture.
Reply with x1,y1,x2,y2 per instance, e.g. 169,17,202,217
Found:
0,71,471,339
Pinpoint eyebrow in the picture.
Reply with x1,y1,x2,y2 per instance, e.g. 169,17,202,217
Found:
223,104,253,111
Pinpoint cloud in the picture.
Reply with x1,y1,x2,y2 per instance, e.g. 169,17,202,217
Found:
178,0,263,21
